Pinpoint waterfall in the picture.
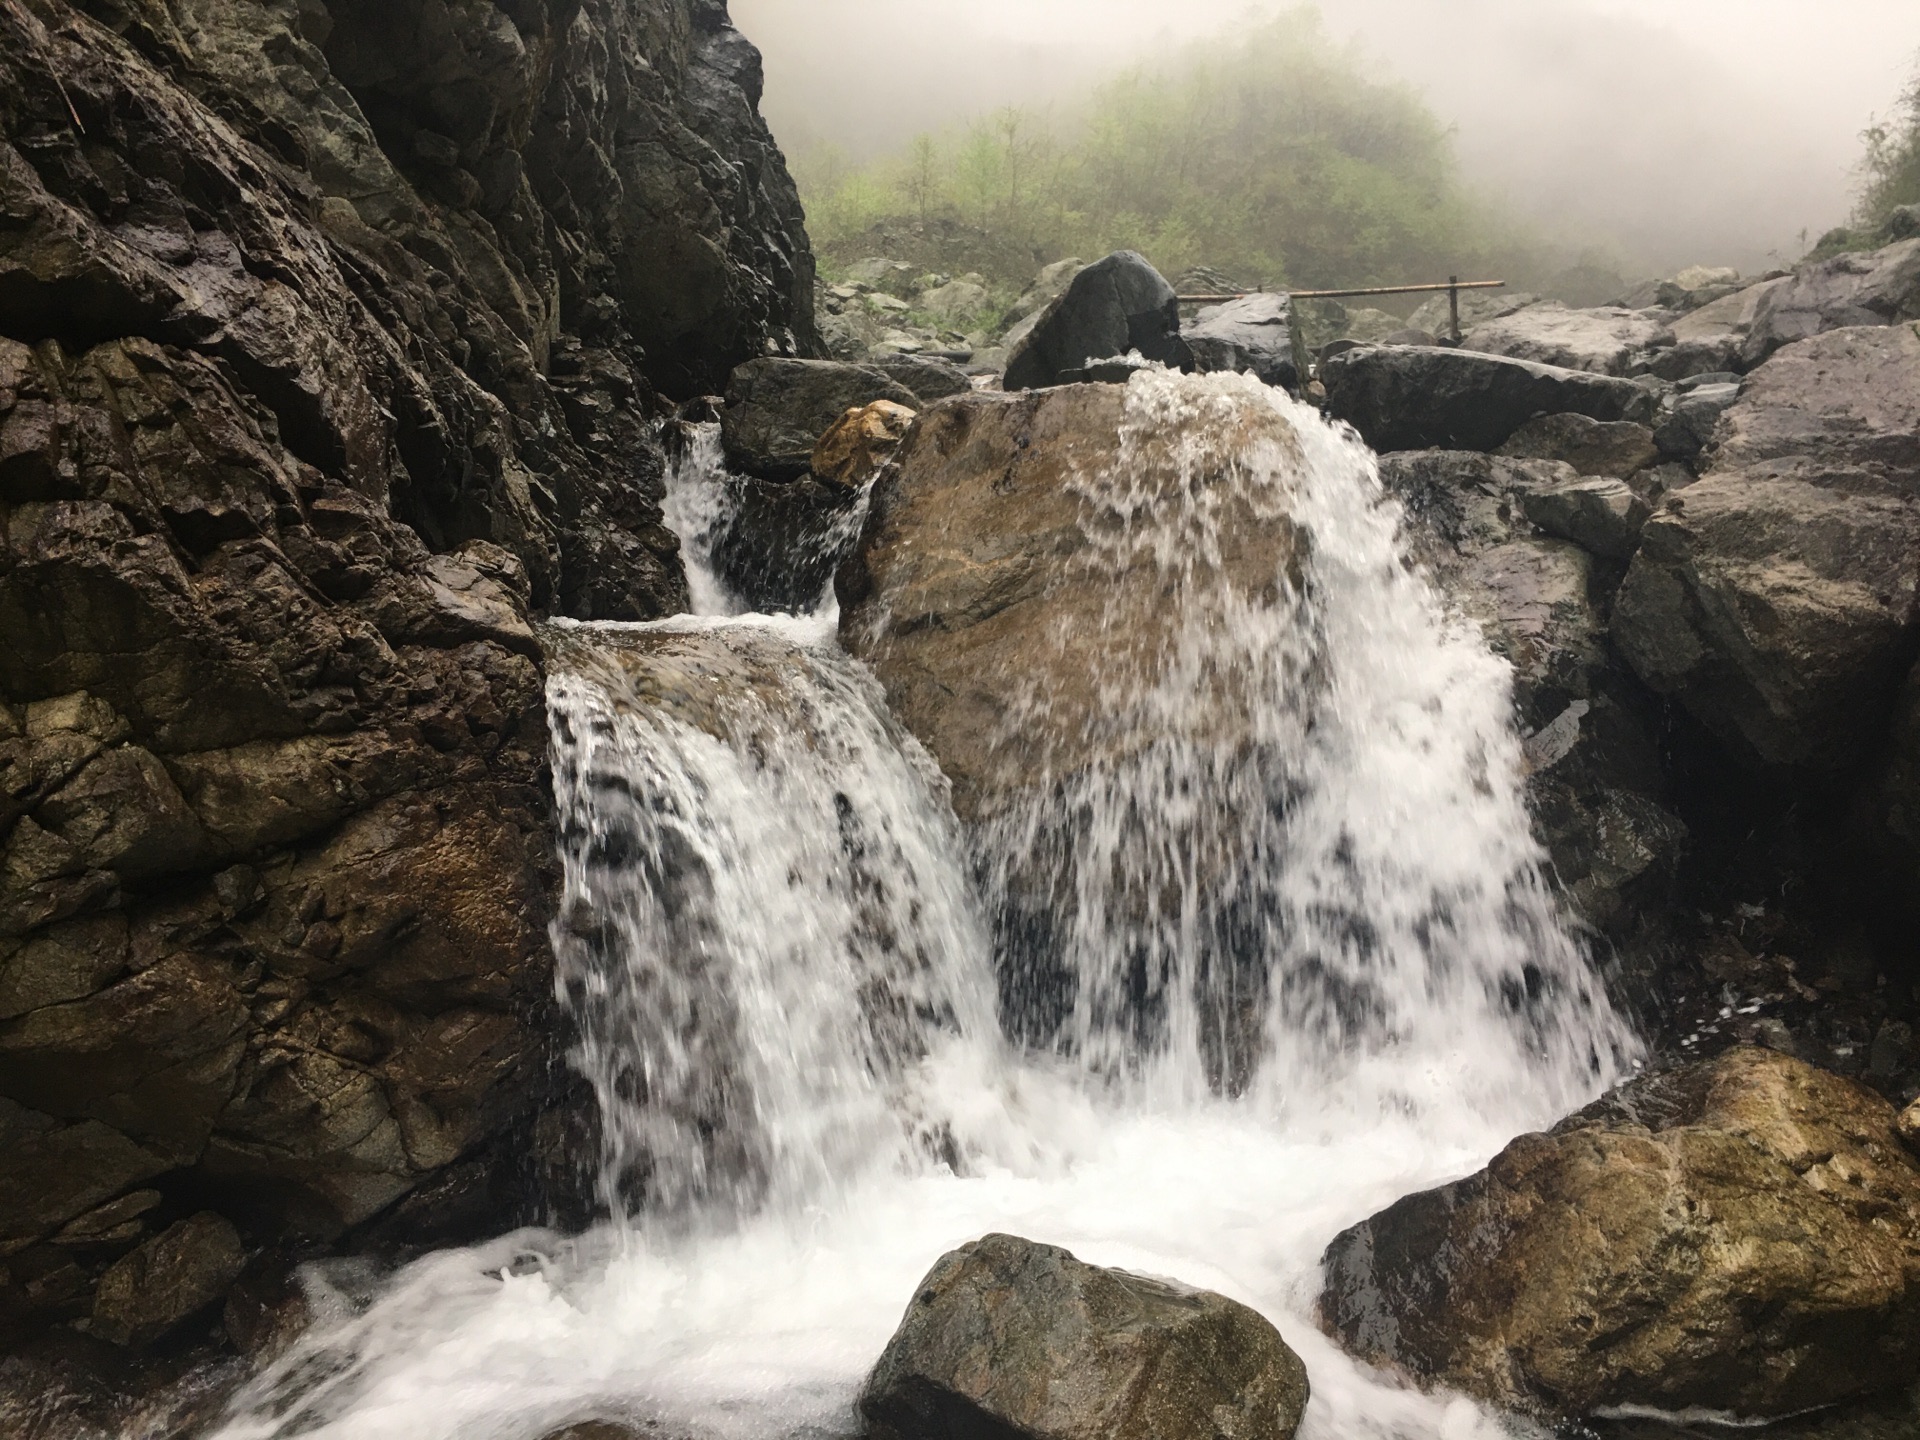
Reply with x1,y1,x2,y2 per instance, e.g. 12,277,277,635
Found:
211,372,1637,1440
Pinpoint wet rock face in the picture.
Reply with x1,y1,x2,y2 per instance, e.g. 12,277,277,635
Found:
1613,324,1920,770
861,1233,1309,1440
1182,292,1299,390
1319,1046,1920,1421
1322,345,1659,454
720,358,919,481
1463,302,1673,377
0,0,815,1342
838,380,1303,822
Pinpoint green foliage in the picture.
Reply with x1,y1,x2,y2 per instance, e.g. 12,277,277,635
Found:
1858,67,1920,227
796,7,1567,295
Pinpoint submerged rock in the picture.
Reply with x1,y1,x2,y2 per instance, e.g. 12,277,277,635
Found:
1322,345,1660,453
1319,1046,1920,1421
1182,293,1299,389
861,1233,1308,1440
1613,324,1920,769
1004,252,1192,391
721,359,920,480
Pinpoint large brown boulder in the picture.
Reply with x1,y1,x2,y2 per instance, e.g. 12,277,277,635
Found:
861,1234,1308,1440
1319,1046,1920,1421
1613,324,1920,769
837,379,1303,821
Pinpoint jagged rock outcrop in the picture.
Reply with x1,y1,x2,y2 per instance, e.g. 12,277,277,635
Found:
862,1233,1309,1440
0,0,814,1344
1614,324,1920,770
1003,251,1190,392
1181,292,1298,389
1320,1046,1920,1422
1322,345,1659,454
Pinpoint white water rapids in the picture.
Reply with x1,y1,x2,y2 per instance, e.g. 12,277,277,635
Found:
212,372,1639,1440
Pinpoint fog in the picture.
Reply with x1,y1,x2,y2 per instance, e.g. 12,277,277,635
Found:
731,0,1920,276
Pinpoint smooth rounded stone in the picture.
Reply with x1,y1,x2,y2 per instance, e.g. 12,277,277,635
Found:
1462,302,1674,377
846,258,917,296
1496,412,1660,478
811,400,918,492
1321,345,1659,454
1319,1046,1920,1421
1004,251,1192,392
1613,325,1920,770
862,354,974,403
838,379,1304,821
916,279,990,324
720,359,920,481
1182,292,1298,389
91,1211,246,1347
861,1233,1308,1440
1739,238,1920,368
1520,476,1650,562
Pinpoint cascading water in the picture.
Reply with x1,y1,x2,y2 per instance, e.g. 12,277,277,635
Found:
211,372,1638,1440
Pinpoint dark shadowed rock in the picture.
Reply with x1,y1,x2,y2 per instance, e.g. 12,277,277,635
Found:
1182,293,1298,389
863,354,976,403
1323,345,1660,454
1652,381,1742,465
1614,325,1920,769
1320,1047,1920,1421
1004,252,1191,391
861,1233,1308,1440
714,478,862,614
91,1212,246,1348
721,359,919,480
1496,413,1660,478
1740,239,1920,368
1520,477,1650,562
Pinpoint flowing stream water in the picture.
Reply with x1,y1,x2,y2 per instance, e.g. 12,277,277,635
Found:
212,372,1639,1440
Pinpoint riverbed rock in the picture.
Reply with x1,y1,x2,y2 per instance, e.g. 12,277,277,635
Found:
1650,277,1789,379
1319,1046,1920,1420
1496,413,1661,479
1463,303,1673,377
1407,289,1540,337
721,359,919,480
1740,239,1920,368
1613,324,1920,770
811,401,919,492
861,1233,1309,1440
1004,252,1191,391
1322,346,1660,454
839,376,1302,820
1182,293,1298,389
0,0,814,1337
1379,451,1680,929
862,355,975,404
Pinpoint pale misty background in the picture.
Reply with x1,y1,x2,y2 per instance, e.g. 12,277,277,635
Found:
732,0,1920,275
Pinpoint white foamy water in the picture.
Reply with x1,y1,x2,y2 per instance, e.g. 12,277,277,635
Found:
211,372,1635,1440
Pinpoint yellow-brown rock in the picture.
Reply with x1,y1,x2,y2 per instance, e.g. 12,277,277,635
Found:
811,400,919,491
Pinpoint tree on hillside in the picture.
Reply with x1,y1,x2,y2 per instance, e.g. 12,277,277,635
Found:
1859,65,1920,225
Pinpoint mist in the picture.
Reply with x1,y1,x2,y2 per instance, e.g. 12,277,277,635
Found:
732,0,1920,277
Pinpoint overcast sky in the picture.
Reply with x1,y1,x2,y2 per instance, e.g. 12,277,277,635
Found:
730,0,1920,275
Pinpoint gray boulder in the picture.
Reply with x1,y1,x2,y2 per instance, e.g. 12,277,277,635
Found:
1004,252,1192,391
1650,277,1789,379
1521,476,1650,563
1740,239,1920,368
1652,381,1742,465
861,1233,1308,1440
1322,345,1659,453
1463,303,1673,377
863,354,975,403
1496,413,1660,478
1614,324,1920,769
1182,293,1299,389
720,359,919,481
1408,289,1540,337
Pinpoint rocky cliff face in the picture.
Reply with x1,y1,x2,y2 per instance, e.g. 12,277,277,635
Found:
0,0,814,1352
